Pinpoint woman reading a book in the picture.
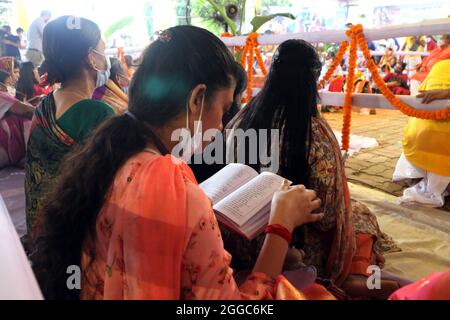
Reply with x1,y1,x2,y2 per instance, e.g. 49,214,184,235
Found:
225,39,402,299
30,26,335,300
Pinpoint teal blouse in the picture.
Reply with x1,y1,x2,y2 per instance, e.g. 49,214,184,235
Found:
57,99,114,142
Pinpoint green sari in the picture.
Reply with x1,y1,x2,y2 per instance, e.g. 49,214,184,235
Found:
25,93,114,232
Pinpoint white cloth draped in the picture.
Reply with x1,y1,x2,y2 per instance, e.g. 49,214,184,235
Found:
393,153,450,208
0,195,43,300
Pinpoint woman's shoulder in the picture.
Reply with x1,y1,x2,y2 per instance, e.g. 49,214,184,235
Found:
136,153,207,202
71,99,114,114
58,99,114,142
120,152,210,221
0,91,17,104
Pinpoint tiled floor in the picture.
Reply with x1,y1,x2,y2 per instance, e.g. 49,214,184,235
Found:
323,109,450,211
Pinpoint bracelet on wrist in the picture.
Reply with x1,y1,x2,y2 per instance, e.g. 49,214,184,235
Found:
264,224,292,244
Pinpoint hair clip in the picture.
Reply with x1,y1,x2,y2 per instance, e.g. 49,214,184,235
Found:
158,29,172,43
273,52,281,64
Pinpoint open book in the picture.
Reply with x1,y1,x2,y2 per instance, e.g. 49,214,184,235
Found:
199,164,290,240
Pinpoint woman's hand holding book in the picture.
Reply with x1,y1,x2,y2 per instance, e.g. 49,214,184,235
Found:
269,180,324,233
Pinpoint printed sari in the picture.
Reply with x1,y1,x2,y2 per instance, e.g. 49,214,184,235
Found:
0,57,15,75
25,93,114,232
25,94,75,232
80,151,336,300
222,112,399,289
0,91,31,168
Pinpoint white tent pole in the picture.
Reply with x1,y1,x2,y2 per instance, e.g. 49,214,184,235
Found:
320,92,449,111
251,89,449,111
106,19,450,56
221,18,450,47
105,47,431,57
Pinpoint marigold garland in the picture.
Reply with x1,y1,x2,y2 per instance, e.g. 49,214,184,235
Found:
227,25,450,152
246,46,255,102
318,40,349,89
356,31,450,121
117,47,132,77
320,24,450,151
223,32,269,103
341,28,358,151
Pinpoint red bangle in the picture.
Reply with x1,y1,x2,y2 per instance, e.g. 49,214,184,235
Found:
264,224,292,244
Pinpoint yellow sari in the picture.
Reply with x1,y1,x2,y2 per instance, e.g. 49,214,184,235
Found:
403,60,450,176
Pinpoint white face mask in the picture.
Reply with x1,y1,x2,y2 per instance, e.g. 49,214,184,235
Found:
173,92,205,162
92,49,111,88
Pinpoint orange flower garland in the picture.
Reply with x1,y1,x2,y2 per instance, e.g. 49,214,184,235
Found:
246,46,255,101
255,46,268,76
341,28,358,151
318,40,349,89
117,47,132,77
320,24,450,151
355,30,450,120
237,32,269,102
228,25,450,151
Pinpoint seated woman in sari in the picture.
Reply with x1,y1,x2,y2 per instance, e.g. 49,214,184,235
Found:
30,26,334,301
0,57,20,87
0,70,34,168
16,61,52,106
92,57,129,115
383,62,410,96
393,59,450,207
225,39,401,299
25,17,114,234
401,36,426,81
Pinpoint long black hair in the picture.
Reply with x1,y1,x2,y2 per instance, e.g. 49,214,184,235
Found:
222,62,247,126
16,61,38,100
41,16,101,85
31,25,237,300
238,39,322,185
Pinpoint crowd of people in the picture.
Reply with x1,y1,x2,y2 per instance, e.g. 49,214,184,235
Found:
314,31,450,209
0,11,448,301
318,35,449,105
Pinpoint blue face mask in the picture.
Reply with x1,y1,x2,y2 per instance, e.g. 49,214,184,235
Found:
92,49,111,88
123,87,129,94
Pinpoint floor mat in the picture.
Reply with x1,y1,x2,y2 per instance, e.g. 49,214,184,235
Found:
0,168,26,237
1,167,449,283
349,183,450,282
